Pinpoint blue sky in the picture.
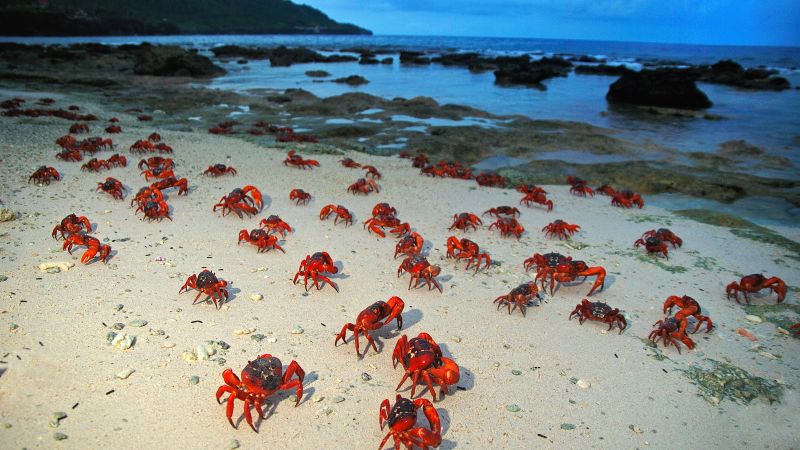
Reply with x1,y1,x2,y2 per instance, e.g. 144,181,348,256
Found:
301,0,800,46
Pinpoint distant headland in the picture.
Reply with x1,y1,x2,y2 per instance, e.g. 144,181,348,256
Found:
0,0,372,36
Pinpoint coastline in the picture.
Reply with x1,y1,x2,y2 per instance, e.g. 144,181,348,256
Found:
0,89,799,448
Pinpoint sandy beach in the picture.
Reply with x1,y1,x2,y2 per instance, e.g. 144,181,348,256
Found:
0,90,798,449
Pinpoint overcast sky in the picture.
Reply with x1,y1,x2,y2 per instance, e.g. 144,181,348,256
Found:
301,0,800,46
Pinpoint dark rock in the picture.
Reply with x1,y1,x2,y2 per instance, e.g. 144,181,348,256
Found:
133,45,225,77
574,64,632,76
333,75,369,86
494,57,573,89
380,57,393,65
606,70,712,109
319,125,378,138
305,70,331,78
211,45,269,59
359,56,379,65
267,46,322,67
237,59,248,64
400,51,431,65
699,59,790,90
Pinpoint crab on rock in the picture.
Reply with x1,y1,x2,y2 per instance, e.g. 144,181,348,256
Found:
52,214,92,240
446,236,491,272
726,274,787,304
449,212,482,231
179,270,229,309
494,282,541,316
28,166,61,185
238,229,285,253
293,252,339,292
216,355,304,432
62,234,110,264
204,164,237,177
398,255,442,293
569,299,627,333
335,296,405,357
213,186,263,218
379,395,441,450
392,333,460,401
319,204,353,226
289,188,311,205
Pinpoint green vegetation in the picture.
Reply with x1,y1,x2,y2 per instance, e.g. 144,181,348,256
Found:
742,303,800,331
0,0,371,36
682,359,783,405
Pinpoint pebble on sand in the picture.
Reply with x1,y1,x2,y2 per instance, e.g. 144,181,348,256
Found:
0,208,16,222
127,320,148,327
53,432,68,440
110,332,134,350
189,376,200,385
506,404,521,412
291,325,304,334
577,380,591,389
560,423,576,430
745,315,763,324
249,293,264,302
38,262,75,272
116,369,135,379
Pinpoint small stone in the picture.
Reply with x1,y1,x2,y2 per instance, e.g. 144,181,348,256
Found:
266,337,278,343
745,315,763,324
111,332,134,350
629,424,643,434
234,328,253,335
777,327,790,335
182,351,198,363
505,404,521,413
312,395,325,403
332,395,345,403
0,275,7,282
53,432,68,440
114,304,124,311
560,423,576,430
361,372,372,382
9,323,19,332
149,329,165,336
289,394,298,403
228,439,240,449
196,345,215,360
320,406,333,416
577,380,591,389
189,376,200,385
0,208,16,222
49,412,67,428
759,351,779,360
250,334,265,342
128,320,147,327
291,325,304,335
46,267,60,274
302,292,309,297
112,323,125,330
511,370,522,375
250,293,263,302
451,336,462,343
116,369,135,379
162,342,176,348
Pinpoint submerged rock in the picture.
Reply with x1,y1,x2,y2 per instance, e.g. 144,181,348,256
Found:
133,45,225,78
493,56,572,89
606,69,712,109
333,75,369,86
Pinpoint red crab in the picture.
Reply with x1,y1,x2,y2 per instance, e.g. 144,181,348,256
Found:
62,234,111,264
446,236,491,272
392,333,460,402
129,139,155,154
154,143,173,153
569,299,627,333
213,186,263,218
150,177,189,196
379,395,441,450
108,154,127,168
790,323,800,337
663,295,713,333
494,282,541,316
372,203,398,218
204,164,237,177
105,125,122,133
340,157,361,168
137,156,174,170
135,199,171,222
411,154,429,168
523,252,570,273
483,206,520,218
420,165,446,177
137,114,152,121
489,217,525,239
96,177,125,200
516,184,546,195
81,158,111,172
567,176,594,197
542,220,580,240
56,148,82,162
395,232,424,258
611,190,644,208
449,212,482,231
258,215,292,237
397,255,442,293
238,229,285,253
141,166,175,181
520,190,553,211
108,117,119,123
28,166,61,185
335,296,405,357
649,317,695,353
595,184,617,196
56,134,77,148
364,214,410,238
293,252,339,292
179,269,229,309
633,236,669,259
319,204,353,226
348,177,380,195
726,274,787,304
641,228,682,248
475,172,505,187
52,214,92,240
69,123,89,134
148,132,161,142
363,165,382,179
536,259,606,296
216,355,304,432
283,150,319,169
289,188,311,205
130,187,164,209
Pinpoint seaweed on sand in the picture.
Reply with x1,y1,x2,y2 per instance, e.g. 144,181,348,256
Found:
742,303,800,332
682,359,784,405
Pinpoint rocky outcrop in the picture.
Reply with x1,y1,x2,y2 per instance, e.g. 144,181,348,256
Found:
606,70,712,109
333,75,369,86
699,60,790,91
493,57,573,89
305,70,331,78
266,46,357,67
133,45,225,77
574,64,632,76
400,51,431,65
210,45,270,59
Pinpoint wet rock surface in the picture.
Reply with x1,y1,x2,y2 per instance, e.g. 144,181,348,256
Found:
606,69,712,109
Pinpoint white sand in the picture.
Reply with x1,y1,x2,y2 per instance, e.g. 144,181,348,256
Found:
0,91,798,449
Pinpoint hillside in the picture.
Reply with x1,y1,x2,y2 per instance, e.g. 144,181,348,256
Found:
0,0,371,36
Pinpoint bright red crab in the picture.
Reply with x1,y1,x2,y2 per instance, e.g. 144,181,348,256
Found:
96,177,125,200
348,177,380,195
150,177,189,196
411,154,429,168
520,190,553,211
379,395,441,450
56,148,82,162
569,299,627,333
475,172,505,187
449,212,482,231
130,187,164,209
516,184,545,195
62,234,111,264
216,354,304,432
542,219,580,240
335,296,405,357
364,214,410,238
141,166,175,181
395,232,424,259
536,259,606,296
340,157,361,168
283,150,319,169
129,139,155,154
137,156,174,170
52,214,92,240
293,252,339,292
726,274,787,304
483,206,520,218
204,164,237,177
289,188,311,205
320,204,353,226
179,269,229,309
213,186,263,218
105,125,122,134
28,166,61,185
81,158,111,172
392,333,460,402
641,228,682,248
363,165,382,179
446,236,491,272
397,255,442,293
595,183,617,196
663,295,713,333
791,323,800,337
494,282,541,316
523,252,571,273
489,217,525,239
238,229,285,253
649,317,695,353
135,199,171,222
611,190,644,208
108,154,127,168
373,202,398,217
258,215,292,237
633,236,669,259
567,176,594,197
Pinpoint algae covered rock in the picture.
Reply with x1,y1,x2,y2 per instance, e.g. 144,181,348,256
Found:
682,359,783,405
